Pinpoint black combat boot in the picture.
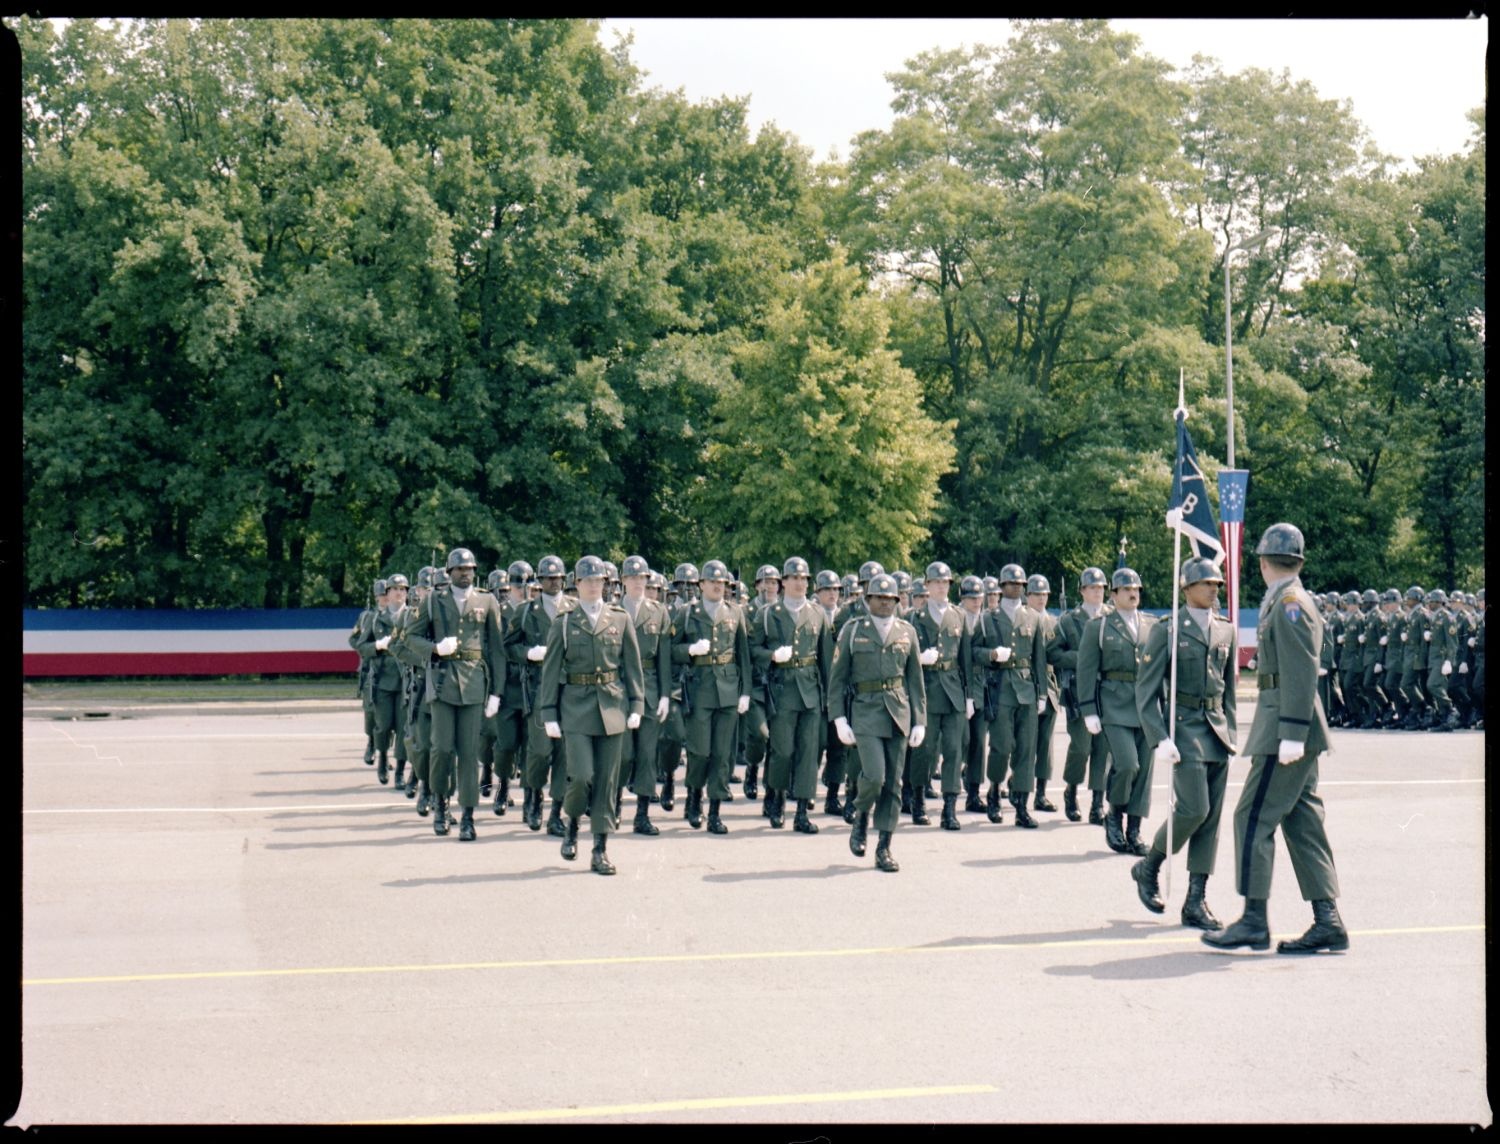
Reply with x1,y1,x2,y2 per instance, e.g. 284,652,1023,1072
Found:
1103,805,1129,853
1131,848,1165,913
964,781,984,813
924,781,938,800
493,776,509,816
843,781,860,824
1181,872,1221,931
940,793,961,831
433,796,450,836
660,770,676,812
547,800,567,838
1432,710,1459,733
633,796,659,836
875,831,899,873
1033,782,1057,812
707,798,728,834
591,834,616,875
1063,783,1081,822
824,782,844,817
743,761,759,800
1088,790,1106,825
1276,899,1349,954
377,751,389,785
480,761,493,798
364,738,375,765
793,799,820,834
911,789,930,826
769,790,786,829
392,759,405,791
849,810,869,857
459,807,476,842
417,781,432,817
1125,814,1149,855
528,788,545,831
405,771,418,800
1201,898,1270,951
561,816,580,861
986,783,1003,824
1010,792,1037,828
521,786,533,824
685,787,704,829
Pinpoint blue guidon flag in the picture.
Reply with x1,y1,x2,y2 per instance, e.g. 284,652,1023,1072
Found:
1167,406,1226,564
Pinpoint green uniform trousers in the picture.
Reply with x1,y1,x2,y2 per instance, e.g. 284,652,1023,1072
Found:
1149,756,1229,875
407,700,432,785
370,688,408,762
430,700,484,810
987,701,1038,792
851,732,904,833
1034,701,1057,785
1061,715,1110,792
623,712,662,799
563,731,624,834
1103,722,1154,816
822,718,849,790
523,708,566,799
963,710,987,788
1232,753,1339,901
685,706,738,800
767,706,821,799
910,709,965,795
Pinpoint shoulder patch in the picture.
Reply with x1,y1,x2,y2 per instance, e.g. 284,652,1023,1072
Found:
1283,600,1302,623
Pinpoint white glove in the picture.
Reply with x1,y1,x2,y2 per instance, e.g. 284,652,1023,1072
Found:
1379,635,1388,646
484,695,500,718
1401,632,1409,642
1037,698,1047,714
526,644,547,662
1317,667,1328,677
688,638,711,656
772,645,793,664
1337,636,1345,644
656,696,670,722
919,647,939,666
1357,634,1366,644
1374,663,1383,674
435,635,459,657
1246,658,1258,671
1459,662,1469,674
965,697,976,721
1424,630,1432,642
627,712,641,730
375,635,391,652
990,646,1012,664
835,716,856,746
1441,659,1452,676
1155,738,1181,765
1277,739,1305,765
1084,715,1102,735
1468,637,1477,648
908,724,926,748
737,695,750,715
544,721,562,740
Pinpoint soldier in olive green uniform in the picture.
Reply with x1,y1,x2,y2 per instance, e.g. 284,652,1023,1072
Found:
618,555,673,835
398,548,507,842
392,567,437,804
1204,523,1347,955
741,564,782,804
956,575,990,814
355,573,411,788
813,569,848,815
907,562,975,831
1397,586,1429,728
1373,589,1403,726
1423,589,1462,732
1056,567,1113,824
828,573,928,872
656,562,701,815
1320,595,1345,726
1026,574,1063,814
751,556,833,833
486,561,533,816
972,564,1048,828
537,556,646,875
672,559,753,834
1355,588,1385,728
1336,592,1366,727
1130,558,1237,929
350,581,385,768
1077,567,1159,855
506,555,576,836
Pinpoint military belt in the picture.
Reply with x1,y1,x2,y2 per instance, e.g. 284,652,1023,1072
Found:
926,658,957,672
856,677,906,694
1175,693,1223,713
455,650,483,663
1258,674,1279,690
787,655,818,668
567,670,618,686
693,652,736,667
990,658,1032,671
1103,670,1135,682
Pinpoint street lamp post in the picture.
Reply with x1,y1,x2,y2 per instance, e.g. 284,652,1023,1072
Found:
1224,227,1276,468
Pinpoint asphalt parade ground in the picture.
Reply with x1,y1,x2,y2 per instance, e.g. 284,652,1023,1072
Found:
14,695,1490,1126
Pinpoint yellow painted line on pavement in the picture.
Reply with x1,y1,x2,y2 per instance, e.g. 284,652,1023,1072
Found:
356,1083,999,1124
23,924,1483,987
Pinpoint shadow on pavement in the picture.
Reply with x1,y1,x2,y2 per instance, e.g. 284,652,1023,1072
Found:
702,864,868,883
917,918,1163,947
1046,949,1245,980
383,867,577,887
962,850,1121,868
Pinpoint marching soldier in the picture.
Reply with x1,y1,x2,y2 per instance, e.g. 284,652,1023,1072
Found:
536,556,645,874
1077,567,1159,855
1129,558,1237,929
1204,523,1347,955
485,561,533,817
957,574,989,814
672,559,752,834
814,569,850,816
657,562,702,814
907,562,975,830
972,563,1048,828
618,555,673,835
833,560,884,822
506,555,576,835
983,576,1001,614
397,548,506,842
1026,573,1063,813
351,579,385,768
392,567,436,804
743,564,782,805
1318,595,1341,725
1057,568,1113,824
1397,586,1429,729
1356,588,1386,728
751,556,833,833
355,572,410,788
1373,589,1402,727
828,572,927,872
1424,589,1462,732
1471,590,1485,729
1337,592,1365,728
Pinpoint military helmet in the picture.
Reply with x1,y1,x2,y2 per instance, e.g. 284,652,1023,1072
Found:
1026,573,1051,595
1405,585,1425,602
925,561,953,583
857,560,885,584
446,547,478,570
507,560,534,586
537,554,566,579
1360,588,1379,606
866,572,899,598
574,555,607,581
386,573,410,590
815,569,841,591
673,562,700,585
372,578,389,597
1381,588,1401,603
1477,589,1485,603
892,570,913,594
1111,567,1143,590
416,566,435,590
754,563,781,583
485,569,502,592
648,570,667,590
1000,563,1027,585
1079,567,1109,589
701,560,732,583
1426,588,1448,605
960,575,985,599
430,568,449,589
621,555,651,579
1254,522,1305,559
911,583,929,600
783,556,811,578
1180,558,1224,588
982,576,1000,593
1340,590,1359,606
841,574,860,595
602,559,619,580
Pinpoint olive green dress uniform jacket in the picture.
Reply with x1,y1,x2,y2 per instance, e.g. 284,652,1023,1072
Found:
827,614,928,737
1243,578,1330,757
1035,609,1064,709
355,608,405,692
906,603,972,715
627,597,675,708
537,603,646,735
1381,610,1405,673
1136,609,1238,762
1359,609,1386,671
671,599,753,709
971,604,1048,707
1407,604,1432,671
400,586,507,706
1077,611,1159,727
505,595,578,704
750,600,833,713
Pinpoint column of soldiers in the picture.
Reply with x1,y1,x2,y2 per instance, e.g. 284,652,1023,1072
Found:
348,546,1482,886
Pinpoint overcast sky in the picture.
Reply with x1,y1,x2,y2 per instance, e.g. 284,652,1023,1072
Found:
601,18,1487,167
